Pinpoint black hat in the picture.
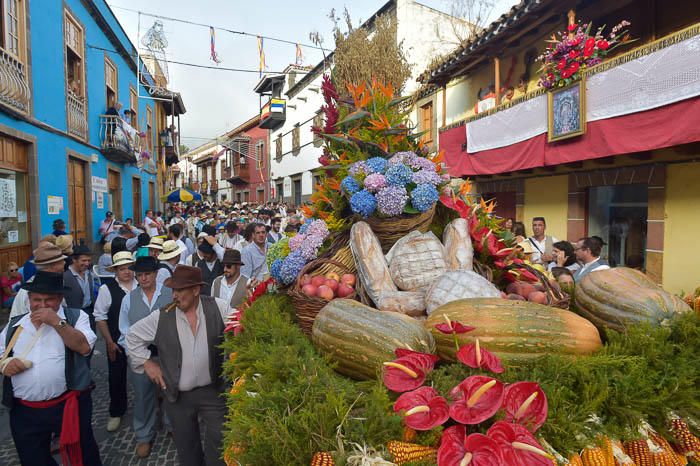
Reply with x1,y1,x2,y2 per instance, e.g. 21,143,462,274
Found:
22,271,70,295
198,241,215,255
129,256,160,273
71,244,91,257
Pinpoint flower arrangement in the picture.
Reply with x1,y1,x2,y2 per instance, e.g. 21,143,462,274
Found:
269,219,330,286
537,19,633,89
343,151,444,218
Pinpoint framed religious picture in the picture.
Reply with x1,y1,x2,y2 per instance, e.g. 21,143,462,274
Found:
548,78,586,142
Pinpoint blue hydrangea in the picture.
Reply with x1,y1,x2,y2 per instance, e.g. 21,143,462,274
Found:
365,157,388,174
297,234,324,260
412,168,442,185
348,161,368,176
411,157,437,171
270,258,284,282
340,176,361,195
410,183,439,212
306,219,329,239
279,251,307,286
389,151,419,166
298,219,313,234
385,163,414,186
350,189,377,217
376,185,408,216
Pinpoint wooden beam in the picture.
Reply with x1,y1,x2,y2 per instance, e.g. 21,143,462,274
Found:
441,85,447,127
494,57,501,105
541,166,557,172
630,152,653,160
565,161,583,169
594,156,616,165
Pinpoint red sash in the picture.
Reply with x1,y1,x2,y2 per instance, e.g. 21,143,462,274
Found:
18,390,83,466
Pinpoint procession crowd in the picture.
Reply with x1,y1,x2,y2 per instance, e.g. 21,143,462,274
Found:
0,201,297,466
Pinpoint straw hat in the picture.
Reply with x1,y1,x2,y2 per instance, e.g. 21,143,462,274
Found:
158,240,184,261
516,239,534,254
145,236,165,250
107,251,135,271
54,235,74,255
32,243,67,266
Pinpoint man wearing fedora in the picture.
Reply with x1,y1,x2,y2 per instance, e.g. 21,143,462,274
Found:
192,241,223,296
63,243,98,331
119,256,173,458
94,251,137,433
211,249,251,309
126,265,230,466
11,243,68,319
0,271,101,465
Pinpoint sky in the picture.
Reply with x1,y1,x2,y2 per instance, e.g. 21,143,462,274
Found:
109,0,516,151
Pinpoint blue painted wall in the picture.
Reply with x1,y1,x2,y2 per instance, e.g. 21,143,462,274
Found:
4,0,162,243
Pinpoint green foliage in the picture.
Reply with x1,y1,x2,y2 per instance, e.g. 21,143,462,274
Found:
222,295,404,466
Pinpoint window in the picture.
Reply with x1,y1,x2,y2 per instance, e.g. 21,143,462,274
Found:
275,135,282,161
3,0,25,59
420,101,433,145
129,87,138,129
105,57,118,109
256,140,265,170
313,112,324,147
146,106,153,152
292,126,300,155
64,11,85,98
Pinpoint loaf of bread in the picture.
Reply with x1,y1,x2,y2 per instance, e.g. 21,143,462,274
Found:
443,218,474,271
349,221,397,305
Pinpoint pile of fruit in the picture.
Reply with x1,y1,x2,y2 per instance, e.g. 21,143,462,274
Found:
300,272,357,300
505,280,554,304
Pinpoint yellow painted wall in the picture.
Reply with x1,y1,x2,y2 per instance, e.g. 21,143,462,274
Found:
662,162,700,294
523,175,568,240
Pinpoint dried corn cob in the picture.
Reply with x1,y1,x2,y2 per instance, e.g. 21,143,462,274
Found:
670,417,700,457
310,451,335,466
624,439,653,466
650,433,687,466
387,440,437,465
568,454,584,466
611,439,635,465
582,446,612,466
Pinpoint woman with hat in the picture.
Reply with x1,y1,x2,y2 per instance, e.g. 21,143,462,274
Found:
119,256,173,458
211,249,251,309
94,251,137,433
126,265,229,466
0,271,101,465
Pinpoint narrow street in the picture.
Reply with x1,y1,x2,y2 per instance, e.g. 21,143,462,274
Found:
0,332,180,466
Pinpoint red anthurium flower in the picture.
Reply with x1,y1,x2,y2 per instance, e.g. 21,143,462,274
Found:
438,425,503,466
456,339,504,374
567,23,577,32
394,386,449,431
393,348,440,372
503,382,548,432
597,39,610,50
569,62,581,74
449,375,504,424
439,195,471,219
568,50,580,59
434,317,476,335
556,58,567,70
383,357,425,393
487,421,555,466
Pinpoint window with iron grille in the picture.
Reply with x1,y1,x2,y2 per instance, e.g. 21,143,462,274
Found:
256,140,265,169
312,112,324,147
275,135,282,161
292,126,300,155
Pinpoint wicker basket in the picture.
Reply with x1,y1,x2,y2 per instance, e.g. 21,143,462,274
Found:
363,205,436,254
288,258,357,336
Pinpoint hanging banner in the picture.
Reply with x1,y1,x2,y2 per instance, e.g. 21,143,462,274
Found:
295,43,303,65
210,27,222,64
257,36,266,77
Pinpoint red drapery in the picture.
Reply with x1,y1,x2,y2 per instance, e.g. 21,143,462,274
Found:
441,96,700,177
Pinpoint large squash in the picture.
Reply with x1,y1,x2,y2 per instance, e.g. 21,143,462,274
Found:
312,299,436,380
574,267,690,332
425,298,601,361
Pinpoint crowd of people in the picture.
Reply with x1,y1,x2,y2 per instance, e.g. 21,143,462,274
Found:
0,201,301,465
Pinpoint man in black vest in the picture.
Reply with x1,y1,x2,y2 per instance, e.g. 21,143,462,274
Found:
192,241,223,296
126,265,229,466
0,271,101,465
93,251,137,433
63,244,97,330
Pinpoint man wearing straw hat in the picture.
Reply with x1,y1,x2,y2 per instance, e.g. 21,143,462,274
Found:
119,256,173,458
158,240,184,274
93,251,137,433
144,236,171,286
126,265,229,466
0,271,101,465
10,243,67,319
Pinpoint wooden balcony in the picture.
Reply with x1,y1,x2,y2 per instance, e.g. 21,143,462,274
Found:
226,162,251,186
99,115,140,164
0,49,30,113
66,88,88,140
210,180,218,192
259,97,285,129
222,166,231,179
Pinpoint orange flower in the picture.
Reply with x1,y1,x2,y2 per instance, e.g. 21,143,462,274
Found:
431,149,445,165
326,178,340,191
460,180,473,197
301,205,315,218
317,210,330,220
379,141,389,152
368,114,392,131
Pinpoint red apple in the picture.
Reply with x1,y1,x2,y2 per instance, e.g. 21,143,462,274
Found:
527,291,548,304
302,284,318,297
340,274,356,287
325,279,339,293
316,285,334,301
325,272,340,282
337,283,354,298
300,274,312,286
507,293,526,301
311,276,326,288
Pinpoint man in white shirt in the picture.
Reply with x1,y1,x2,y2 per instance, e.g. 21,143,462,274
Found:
168,211,184,226
0,271,100,465
217,221,242,250
167,224,190,264
93,251,137,433
211,250,251,309
573,237,611,282
126,266,229,466
527,217,558,265
241,223,269,281
143,210,160,237
158,240,184,274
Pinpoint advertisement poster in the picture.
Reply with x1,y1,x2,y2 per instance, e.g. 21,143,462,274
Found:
0,178,17,217
47,195,64,215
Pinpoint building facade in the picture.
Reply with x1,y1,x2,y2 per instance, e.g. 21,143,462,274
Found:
418,0,700,294
255,0,462,206
0,0,184,270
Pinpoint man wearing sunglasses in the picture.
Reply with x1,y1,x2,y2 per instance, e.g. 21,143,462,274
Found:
210,250,255,309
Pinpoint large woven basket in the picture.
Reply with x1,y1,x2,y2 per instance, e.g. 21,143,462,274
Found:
288,258,357,336
363,205,436,254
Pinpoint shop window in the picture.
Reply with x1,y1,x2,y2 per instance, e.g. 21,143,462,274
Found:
0,168,29,248
587,184,648,268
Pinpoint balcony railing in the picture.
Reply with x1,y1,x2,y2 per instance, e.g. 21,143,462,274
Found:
210,180,218,192
67,89,88,140
0,49,30,113
99,115,141,164
226,162,251,186
222,166,231,179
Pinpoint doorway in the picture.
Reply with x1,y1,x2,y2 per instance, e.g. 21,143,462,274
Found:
132,177,142,225
0,135,32,272
67,157,89,243
148,181,155,212
293,179,301,206
108,168,122,219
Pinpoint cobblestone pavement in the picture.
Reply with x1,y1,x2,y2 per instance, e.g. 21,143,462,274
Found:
0,334,180,466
